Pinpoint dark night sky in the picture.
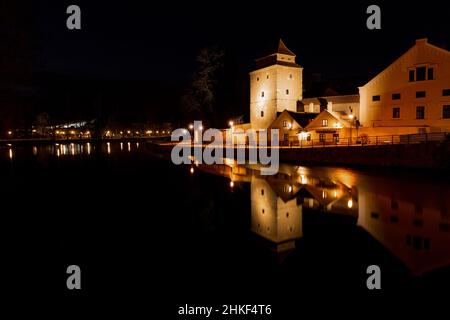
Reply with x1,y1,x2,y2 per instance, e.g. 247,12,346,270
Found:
31,1,450,82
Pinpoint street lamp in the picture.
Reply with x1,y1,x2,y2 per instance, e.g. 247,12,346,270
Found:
349,113,354,145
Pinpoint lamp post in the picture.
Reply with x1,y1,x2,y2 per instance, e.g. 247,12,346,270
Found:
349,114,354,145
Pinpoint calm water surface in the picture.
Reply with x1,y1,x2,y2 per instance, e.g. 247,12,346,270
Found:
2,141,450,304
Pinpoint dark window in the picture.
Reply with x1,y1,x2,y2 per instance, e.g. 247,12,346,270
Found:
391,200,399,210
392,107,400,118
416,106,425,119
416,66,426,81
372,95,381,102
261,111,264,118
416,91,426,98
286,89,289,95
443,105,450,119
390,215,399,223
392,93,401,100
266,75,269,79
443,89,450,96
261,91,264,97
289,74,293,79
413,219,424,227
371,212,379,219
256,77,259,81
427,67,434,80
319,133,326,142
261,189,264,196
409,70,415,82
284,133,289,141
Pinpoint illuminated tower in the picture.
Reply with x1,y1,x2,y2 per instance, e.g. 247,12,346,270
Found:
250,39,303,130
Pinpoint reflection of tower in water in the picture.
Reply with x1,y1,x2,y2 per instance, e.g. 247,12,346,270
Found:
251,174,303,253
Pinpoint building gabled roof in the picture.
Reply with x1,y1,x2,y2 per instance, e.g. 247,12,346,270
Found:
305,109,351,130
301,94,360,106
360,38,450,90
273,110,318,129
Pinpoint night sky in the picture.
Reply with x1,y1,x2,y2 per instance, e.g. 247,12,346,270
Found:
31,1,450,81
1,1,450,129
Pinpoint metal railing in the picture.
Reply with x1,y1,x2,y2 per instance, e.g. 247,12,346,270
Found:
280,132,449,148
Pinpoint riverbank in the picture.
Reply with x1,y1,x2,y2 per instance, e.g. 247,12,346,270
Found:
0,136,169,147
148,139,450,170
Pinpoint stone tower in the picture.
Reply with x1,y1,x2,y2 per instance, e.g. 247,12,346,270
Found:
250,39,303,130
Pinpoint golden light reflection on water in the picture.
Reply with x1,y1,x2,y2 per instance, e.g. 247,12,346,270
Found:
194,162,450,274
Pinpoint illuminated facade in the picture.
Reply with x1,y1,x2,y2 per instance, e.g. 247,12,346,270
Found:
249,40,303,130
359,38,450,135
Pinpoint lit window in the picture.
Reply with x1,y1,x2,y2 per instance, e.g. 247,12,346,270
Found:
282,120,287,127
284,133,289,141
322,119,328,127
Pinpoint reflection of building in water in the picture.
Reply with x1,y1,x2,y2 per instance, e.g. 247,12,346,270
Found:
251,175,302,253
195,161,450,275
249,166,357,253
358,187,450,276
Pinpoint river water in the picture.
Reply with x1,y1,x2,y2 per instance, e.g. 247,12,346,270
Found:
1,141,449,305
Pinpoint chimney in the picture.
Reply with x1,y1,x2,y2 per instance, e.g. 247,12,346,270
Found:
416,38,428,46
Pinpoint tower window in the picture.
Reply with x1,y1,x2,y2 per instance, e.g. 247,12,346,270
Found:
256,77,259,81
261,189,264,196
289,74,293,79
266,75,269,79
261,91,264,98
286,89,289,95
261,111,264,118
